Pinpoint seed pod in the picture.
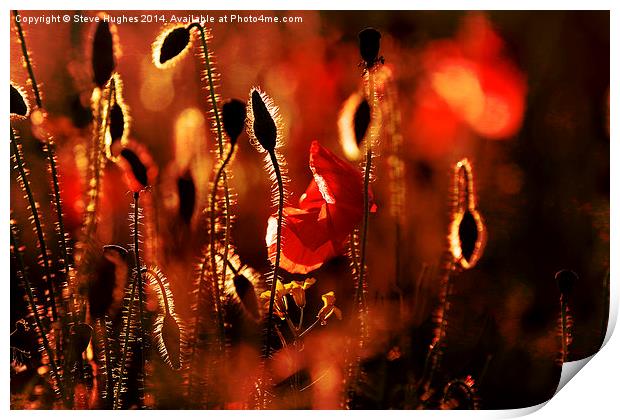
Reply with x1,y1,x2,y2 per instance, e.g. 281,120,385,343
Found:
162,313,182,370
10,84,29,118
120,148,148,192
249,89,278,152
177,170,196,224
556,270,578,296
70,323,93,355
358,27,381,67
153,26,192,69
449,159,486,269
92,20,116,87
222,99,246,146
354,98,371,146
233,274,261,321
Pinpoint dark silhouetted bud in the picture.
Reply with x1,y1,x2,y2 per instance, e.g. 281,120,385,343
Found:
234,274,261,321
70,323,93,355
459,210,478,263
92,20,116,87
120,148,148,192
251,90,278,152
359,27,381,67
109,102,124,142
10,84,29,118
222,99,246,145
556,269,578,296
353,98,371,145
155,26,191,68
162,313,182,370
177,170,196,224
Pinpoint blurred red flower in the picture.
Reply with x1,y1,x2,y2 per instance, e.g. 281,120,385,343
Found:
411,12,527,157
266,141,376,274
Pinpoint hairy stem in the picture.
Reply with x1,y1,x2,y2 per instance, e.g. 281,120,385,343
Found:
133,192,146,408
12,10,42,108
10,128,57,320
208,144,235,347
11,222,67,404
264,150,285,359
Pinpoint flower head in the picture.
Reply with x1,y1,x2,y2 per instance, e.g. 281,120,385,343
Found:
266,141,376,274
259,280,288,320
152,25,192,69
317,291,342,325
222,98,247,146
10,83,30,119
91,16,118,87
285,278,316,308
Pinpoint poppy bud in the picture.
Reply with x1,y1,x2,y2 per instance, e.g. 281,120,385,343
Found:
556,269,578,296
92,20,116,87
177,170,196,225
233,274,261,321
109,103,124,143
154,26,191,68
70,323,93,355
354,98,371,146
162,313,182,370
10,84,29,118
222,99,246,146
358,27,381,67
250,89,278,152
120,148,148,192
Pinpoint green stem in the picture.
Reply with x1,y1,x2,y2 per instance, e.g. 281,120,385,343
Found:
11,223,67,404
10,128,57,321
264,150,284,359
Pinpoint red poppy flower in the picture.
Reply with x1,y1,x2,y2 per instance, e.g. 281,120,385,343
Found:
266,141,376,274
410,12,527,157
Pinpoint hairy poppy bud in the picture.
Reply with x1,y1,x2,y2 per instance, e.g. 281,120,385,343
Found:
222,99,246,146
358,27,381,67
10,84,29,118
154,26,191,68
177,170,196,225
250,89,278,152
92,20,116,87
354,98,371,146
120,148,148,192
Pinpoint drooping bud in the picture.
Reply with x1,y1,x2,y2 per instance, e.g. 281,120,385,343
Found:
153,26,192,69
222,99,247,146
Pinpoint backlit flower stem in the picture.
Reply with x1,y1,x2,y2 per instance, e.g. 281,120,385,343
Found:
13,11,75,321
208,144,235,344
132,192,146,408
13,10,42,109
265,150,285,359
10,128,58,321
11,222,67,405
188,22,233,338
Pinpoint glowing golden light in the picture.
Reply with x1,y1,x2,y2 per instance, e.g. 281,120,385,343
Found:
338,92,364,161
448,158,486,269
